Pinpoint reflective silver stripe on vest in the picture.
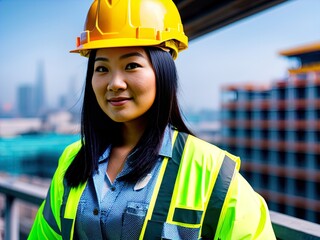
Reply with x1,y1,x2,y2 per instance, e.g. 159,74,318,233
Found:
61,179,73,240
43,185,61,234
201,155,236,239
144,132,188,239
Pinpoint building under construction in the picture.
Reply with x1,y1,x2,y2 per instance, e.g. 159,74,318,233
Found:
220,41,320,223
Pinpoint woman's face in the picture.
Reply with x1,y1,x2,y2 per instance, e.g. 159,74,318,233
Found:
92,47,156,124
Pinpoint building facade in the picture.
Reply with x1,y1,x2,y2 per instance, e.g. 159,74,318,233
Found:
220,42,320,223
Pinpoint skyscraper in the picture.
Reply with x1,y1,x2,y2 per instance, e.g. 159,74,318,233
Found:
34,61,46,116
16,61,47,118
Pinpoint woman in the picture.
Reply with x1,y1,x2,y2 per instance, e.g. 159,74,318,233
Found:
29,0,276,239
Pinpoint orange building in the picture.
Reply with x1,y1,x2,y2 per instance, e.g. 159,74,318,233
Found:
220,41,320,223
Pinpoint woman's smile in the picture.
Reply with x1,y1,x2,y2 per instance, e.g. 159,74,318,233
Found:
107,96,132,106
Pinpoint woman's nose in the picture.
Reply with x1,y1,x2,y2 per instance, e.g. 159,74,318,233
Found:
107,72,127,92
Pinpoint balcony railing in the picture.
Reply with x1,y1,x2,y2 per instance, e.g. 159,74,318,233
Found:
1,175,320,240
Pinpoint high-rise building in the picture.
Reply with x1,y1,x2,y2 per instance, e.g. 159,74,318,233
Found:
220,41,320,223
17,84,35,117
16,61,47,118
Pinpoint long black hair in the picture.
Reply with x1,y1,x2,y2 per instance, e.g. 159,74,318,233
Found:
65,47,192,187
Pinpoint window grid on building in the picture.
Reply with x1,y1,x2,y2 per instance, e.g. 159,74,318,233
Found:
219,42,320,223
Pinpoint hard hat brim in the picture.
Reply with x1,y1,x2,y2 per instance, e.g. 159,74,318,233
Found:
70,37,188,59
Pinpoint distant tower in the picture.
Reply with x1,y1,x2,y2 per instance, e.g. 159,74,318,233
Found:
34,61,46,116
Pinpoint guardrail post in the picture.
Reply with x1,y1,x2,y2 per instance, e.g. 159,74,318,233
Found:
4,196,19,240
4,195,13,240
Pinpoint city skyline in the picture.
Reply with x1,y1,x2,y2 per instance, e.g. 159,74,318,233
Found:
0,0,320,112
0,60,80,118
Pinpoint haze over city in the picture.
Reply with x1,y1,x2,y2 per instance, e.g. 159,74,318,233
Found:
0,0,319,112
1,2,320,237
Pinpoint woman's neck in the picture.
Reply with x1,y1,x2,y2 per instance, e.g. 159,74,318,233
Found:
119,121,146,148
107,120,147,182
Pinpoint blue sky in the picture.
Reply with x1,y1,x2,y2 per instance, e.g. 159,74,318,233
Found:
0,0,319,111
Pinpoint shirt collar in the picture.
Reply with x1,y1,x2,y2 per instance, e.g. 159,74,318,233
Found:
158,125,173,158
98,125,174,164
98,146,111,163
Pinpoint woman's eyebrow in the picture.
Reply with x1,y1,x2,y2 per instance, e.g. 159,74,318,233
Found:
95,57,109,62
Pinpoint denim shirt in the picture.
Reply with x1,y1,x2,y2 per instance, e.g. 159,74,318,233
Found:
74,127,173,240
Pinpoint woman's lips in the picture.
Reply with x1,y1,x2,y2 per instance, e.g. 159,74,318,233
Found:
107,97,131,106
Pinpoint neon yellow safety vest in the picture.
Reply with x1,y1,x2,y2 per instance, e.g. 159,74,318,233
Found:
28,131,276,239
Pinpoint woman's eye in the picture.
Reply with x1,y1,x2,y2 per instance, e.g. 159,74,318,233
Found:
126,63,141,70
95,66,108,72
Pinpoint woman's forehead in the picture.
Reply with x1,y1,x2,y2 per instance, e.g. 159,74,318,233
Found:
96,47,147,58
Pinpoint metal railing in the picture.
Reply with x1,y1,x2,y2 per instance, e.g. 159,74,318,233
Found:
0,175,47,240
1,175,320,240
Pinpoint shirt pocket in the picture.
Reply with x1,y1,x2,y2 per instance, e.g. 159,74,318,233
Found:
162,222,201,240
75,199,102,239
121,201,149,240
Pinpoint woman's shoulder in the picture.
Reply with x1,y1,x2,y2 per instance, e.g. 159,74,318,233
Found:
48,140,82,187
63,140,82,152
184,133,241,168
61,140,82,157
185,134,222,152
57,140,82,168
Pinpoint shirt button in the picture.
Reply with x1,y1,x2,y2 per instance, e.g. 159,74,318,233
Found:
111,186,116,191
93,208,99,215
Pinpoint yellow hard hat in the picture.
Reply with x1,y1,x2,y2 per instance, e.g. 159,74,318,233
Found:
70,0,188,59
